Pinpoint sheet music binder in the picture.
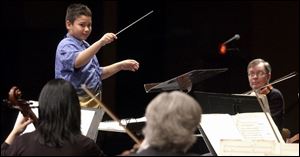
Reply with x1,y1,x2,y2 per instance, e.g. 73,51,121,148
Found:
144,68,228,93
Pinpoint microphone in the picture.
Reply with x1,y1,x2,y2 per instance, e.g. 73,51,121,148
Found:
219,34,240,55
223,34,240,45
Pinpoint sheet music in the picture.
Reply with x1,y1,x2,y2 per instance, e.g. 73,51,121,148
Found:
81,110,95,136
234,112,278,140
98,121,126,133
200,114,243,155
200,112,284,155
98,117,146,132
220,139,277,156
220,140,299,156
280,143,299,156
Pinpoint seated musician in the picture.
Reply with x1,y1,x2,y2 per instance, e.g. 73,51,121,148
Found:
246,58,285,133
1,79,104,156
129,91,204,156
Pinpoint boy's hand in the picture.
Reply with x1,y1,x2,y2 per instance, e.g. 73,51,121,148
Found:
99,33,117,46
120,59,139,72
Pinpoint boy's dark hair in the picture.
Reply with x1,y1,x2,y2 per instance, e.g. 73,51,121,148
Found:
65,3,92,23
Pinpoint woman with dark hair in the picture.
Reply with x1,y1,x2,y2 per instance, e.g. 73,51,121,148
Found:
1,79,104,156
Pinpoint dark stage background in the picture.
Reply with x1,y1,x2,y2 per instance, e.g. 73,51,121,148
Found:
1,0,299,154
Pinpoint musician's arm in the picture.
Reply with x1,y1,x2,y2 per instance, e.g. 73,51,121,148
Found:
4,117,32,145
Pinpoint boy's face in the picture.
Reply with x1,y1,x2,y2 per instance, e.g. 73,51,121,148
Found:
66,15,92,41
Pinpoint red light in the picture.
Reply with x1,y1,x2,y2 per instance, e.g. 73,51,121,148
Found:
219,44,227,55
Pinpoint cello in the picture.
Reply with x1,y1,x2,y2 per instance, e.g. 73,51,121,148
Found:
5,86,38,128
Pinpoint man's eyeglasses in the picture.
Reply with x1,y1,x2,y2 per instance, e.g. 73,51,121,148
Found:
248,71,267,78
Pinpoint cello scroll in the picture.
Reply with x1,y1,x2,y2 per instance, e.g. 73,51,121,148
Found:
5,86,38,128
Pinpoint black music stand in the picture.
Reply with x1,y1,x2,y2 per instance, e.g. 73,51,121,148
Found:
144,68,228,93
192,91,263,115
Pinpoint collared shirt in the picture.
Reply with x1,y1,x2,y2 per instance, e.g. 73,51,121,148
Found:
55,33,102,96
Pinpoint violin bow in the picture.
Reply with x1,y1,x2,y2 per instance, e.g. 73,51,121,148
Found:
243,71,298,94
81,84,141,145
254,71,298,93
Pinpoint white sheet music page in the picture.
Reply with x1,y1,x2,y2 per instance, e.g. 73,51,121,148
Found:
200,112,284,155
220,139,277,156
200,114,243,155
98,117,146,132
80,109,95,136
280,143,299,156
98,120,125,132
234,112,281,141
220,140,299,156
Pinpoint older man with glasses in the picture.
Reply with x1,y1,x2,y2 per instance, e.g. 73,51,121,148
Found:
246,58,285,133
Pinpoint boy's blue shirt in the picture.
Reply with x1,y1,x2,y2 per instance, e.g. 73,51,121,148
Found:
55,33,102,96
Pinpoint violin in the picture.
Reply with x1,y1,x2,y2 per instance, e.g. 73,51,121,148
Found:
5,86,38,128
258,85,273,95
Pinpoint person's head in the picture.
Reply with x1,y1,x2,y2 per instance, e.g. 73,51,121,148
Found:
65,3,92,41
247,58,272,90
143,91,202,153
37,78,81,147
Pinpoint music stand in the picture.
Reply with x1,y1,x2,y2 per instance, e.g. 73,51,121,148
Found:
192,91,263,115
192,91,284,155
144,68,228,93
191,91,264,155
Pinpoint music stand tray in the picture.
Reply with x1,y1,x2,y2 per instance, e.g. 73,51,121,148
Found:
144,68,228,93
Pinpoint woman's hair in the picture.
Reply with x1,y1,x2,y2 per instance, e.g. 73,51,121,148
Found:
143,91,202,153
37,78,81,147
65,3,92,23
